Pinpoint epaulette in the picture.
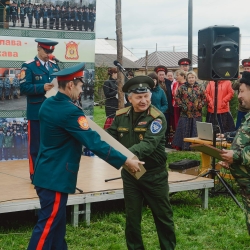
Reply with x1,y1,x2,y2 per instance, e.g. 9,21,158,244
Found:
49,60,56,64
69,101,82,110
116,106,131,116
149,106,161,119
23,59,35,64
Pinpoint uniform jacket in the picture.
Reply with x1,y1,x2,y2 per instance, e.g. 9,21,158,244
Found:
230,112,250,184
32,91,127,194
20,56,60,120
206,80,234,114
175,81,206,118
151,85,168,114
107,105,167,170
103,78,118,118
0,133,4,148
3,134,13,148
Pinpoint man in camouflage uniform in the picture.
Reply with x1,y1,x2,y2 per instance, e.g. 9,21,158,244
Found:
3,76,11,100
106,76,176,250
221,71,250,235
12,75,19,99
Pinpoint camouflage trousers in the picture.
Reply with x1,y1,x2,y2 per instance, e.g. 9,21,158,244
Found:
239,185,250,235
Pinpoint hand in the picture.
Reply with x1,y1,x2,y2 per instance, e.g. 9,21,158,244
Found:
218,161,230,170
125,158,144,174
220,149,234,164
44,83,54,91
216,133,224,138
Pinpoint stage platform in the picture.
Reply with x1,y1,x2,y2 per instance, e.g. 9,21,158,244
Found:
0,157,214,226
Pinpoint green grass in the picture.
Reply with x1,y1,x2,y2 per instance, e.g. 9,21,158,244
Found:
0,107,249,250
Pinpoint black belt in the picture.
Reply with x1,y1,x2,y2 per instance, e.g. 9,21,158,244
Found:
145,167,166,175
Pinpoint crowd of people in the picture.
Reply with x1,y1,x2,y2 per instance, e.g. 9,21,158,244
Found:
7,2,96,31
0,119,28,161
102,57,248,151
0,75,20,100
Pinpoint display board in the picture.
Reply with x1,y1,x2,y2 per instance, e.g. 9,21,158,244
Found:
0,0,96,162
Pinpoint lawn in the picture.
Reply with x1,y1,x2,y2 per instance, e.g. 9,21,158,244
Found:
0,106,249,250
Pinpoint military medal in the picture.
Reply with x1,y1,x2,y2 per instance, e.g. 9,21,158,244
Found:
120,133,123,137
139,134,143,140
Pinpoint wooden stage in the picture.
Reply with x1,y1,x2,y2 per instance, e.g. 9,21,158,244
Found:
0,156,214,226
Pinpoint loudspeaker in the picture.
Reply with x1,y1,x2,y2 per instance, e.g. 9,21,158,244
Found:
198,26,240,80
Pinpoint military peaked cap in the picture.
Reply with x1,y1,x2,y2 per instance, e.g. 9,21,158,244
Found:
154,65,167,74
122,75,154,93
242,59,250,67
178,58,191,65
35,39,58,50
51,62,85,82
240,71,250,86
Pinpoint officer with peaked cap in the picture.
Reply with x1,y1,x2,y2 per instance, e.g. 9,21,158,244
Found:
220,71,250,235
178,57,191,72
20,38,60,179
106,75,176,249
27,64,143,250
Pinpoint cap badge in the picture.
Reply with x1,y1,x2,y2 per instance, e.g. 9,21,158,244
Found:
139,84,142,87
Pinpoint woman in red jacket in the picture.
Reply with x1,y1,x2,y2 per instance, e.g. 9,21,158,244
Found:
205,80,235,133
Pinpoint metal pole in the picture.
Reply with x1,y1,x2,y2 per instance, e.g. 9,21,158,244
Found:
188,0,193,70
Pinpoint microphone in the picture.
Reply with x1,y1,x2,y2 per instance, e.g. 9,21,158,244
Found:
49,54,61,63
113,60,125,71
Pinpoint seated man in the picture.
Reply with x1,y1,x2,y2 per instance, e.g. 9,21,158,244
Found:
106,75,176,250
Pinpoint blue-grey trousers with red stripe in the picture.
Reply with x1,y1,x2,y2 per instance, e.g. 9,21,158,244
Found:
28,120,40,177
27,187,68,250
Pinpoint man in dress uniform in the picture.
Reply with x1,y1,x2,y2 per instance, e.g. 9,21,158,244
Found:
26,3,33,28
27,62,143,250
20,38,60,179
220,71,250,235
20,2,26,27
178,57,191,72
106,76,176,250
10,1,18,27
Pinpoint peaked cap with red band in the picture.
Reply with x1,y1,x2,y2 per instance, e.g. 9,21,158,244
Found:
35,38,58,50
51,62,85,81
242,59,250,67
154,65,168,74
178,58,191,66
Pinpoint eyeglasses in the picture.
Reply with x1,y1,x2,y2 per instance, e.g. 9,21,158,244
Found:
42,47,54,54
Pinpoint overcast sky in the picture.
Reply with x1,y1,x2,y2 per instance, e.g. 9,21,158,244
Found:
95,0,250,62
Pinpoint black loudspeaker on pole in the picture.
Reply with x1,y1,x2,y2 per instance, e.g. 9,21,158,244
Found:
198,26,240,80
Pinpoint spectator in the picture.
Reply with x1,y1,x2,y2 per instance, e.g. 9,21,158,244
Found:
148,72,168,114
103,67,118,129
3,131,13,160
178,58,191,72
0,129,4,161
171,69,187,131
166,70,174,83
126,70,134,80
172,71,206,150
206,80,235,134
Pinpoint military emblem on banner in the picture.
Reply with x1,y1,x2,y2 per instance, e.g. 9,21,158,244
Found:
65,41,80,60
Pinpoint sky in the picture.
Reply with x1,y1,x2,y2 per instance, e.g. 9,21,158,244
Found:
95,0,250,62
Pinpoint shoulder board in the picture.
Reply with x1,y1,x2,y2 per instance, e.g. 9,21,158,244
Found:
49,60,56,64
23,59,35,64
149,106,161,119
68,101,82,110
116,106,131,116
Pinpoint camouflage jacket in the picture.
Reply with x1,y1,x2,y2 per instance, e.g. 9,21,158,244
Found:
230,112,250,182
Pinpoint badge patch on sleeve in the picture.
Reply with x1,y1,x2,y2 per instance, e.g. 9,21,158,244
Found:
77,116,89,130
20,68,26,79
150,120,162,134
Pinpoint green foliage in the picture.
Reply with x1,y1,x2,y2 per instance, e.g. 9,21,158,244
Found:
94,65,109,108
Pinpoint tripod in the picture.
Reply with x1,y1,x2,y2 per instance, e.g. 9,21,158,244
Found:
201,80,243,210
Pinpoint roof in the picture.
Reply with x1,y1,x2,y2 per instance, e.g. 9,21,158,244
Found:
135,51,198,68
95,38,138,62
95,54,140,69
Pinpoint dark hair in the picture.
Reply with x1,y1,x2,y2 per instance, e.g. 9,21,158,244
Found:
126,71,134,77
108,67,117,76
58,79,81,89
147,72,158,81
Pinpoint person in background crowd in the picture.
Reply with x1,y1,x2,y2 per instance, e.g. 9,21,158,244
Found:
0,77,3,100
42,4,48,29
10,1,18,27
172,71,206,150
126,70,134,80
166,70,175,83
106,76,176,250
233,58,250,130
12,74,19,99
3,131,13,160
171,69,187,132
125,71,134,107
0,129,4,161
27,62,143,250
103,67,118,129
148,72,168,114
178,58,191,72
26,3,33,28
206,80,235,134
20,2,26,27
20,39,60,179
3,75,11,100
154,65,173,147
220,71,250,235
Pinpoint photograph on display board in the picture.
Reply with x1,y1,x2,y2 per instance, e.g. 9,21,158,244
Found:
0,67,25,111
0,117,28,162
1,0,96,32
